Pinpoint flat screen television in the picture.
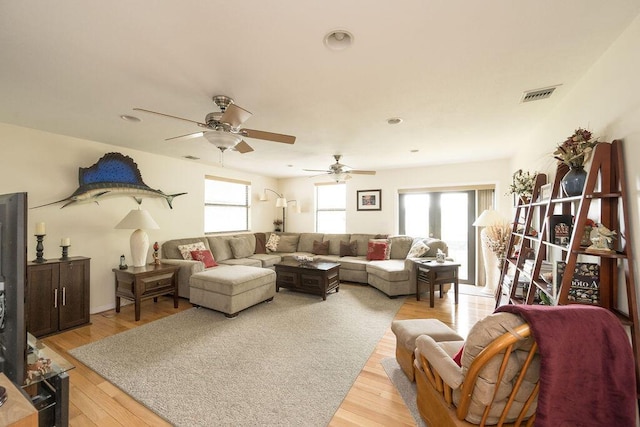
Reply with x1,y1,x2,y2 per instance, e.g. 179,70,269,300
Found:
0,192,27,385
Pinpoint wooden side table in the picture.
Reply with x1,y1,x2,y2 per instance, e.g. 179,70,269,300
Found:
414,260,460,308
112,263,180,321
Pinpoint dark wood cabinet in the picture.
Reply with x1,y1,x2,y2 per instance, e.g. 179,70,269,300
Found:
275,261,340,300
27,257,90,337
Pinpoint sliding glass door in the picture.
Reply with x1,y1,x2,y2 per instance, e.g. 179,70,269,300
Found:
399,191,476,283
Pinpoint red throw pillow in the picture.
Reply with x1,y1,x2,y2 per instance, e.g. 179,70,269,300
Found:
367,240,390,261
190,250,218,268
452,345,464,367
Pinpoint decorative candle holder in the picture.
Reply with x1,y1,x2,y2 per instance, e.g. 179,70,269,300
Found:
34,234,46,263
60,245,70,260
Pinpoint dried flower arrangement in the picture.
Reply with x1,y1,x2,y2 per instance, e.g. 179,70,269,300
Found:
506,169,537,199
273,219,283,226
483,221,512,261
553,128,598,168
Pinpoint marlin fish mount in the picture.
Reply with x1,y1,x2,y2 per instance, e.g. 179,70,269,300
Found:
33,152,187,209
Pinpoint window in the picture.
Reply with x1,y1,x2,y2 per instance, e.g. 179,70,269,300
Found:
316,183,346,233
204,176,250,233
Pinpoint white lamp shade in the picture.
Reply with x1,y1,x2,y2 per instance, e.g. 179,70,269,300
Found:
115,209,159,267
473,209,504,227
276,197,287,207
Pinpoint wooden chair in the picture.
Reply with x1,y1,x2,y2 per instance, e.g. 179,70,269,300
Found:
414,312,540,427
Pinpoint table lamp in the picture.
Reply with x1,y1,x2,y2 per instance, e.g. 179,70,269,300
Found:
115,208,159,267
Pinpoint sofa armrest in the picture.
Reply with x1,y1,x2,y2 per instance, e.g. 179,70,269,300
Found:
416,335,465,389
160,259,204,298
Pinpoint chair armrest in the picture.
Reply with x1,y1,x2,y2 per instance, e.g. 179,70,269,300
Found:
416,335,465,389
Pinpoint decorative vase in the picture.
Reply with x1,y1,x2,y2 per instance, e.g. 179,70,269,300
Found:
561,165,587,197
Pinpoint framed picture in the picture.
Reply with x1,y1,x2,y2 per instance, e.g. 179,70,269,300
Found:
548,214,572,246
539,183,552,201
357,189,382,211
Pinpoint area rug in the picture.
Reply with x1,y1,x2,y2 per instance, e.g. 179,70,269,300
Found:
70,284,404,426
381,357,427,427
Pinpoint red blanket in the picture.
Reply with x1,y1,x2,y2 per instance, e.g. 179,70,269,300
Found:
496,304,637,427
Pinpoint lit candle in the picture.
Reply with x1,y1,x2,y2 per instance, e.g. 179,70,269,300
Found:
61,237,71,246
35,222,46,235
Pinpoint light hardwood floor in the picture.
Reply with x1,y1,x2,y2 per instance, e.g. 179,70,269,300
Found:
43,286,495,426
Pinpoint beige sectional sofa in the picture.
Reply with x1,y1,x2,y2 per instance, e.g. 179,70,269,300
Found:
161,232,451,300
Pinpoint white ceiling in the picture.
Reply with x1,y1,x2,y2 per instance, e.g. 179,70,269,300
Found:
1,1,638,178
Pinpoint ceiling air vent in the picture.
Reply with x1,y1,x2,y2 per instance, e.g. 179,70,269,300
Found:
521,86,559,103
183,155,200,160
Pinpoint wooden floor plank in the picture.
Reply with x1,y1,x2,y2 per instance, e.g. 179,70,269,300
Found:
43,287,494,425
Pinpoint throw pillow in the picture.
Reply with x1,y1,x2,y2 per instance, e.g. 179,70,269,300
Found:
254,232,267,254
453,344,464,367
406,241,430,258
266,234,280,252
367,239,390,261
312,240,330,255
190,249,218,268
177,242,206,260
339,241,357,257
229,237,253,259
277,235,300,253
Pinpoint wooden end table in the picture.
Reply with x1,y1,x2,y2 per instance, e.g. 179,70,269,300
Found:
112,263,180,321
414,260,460,308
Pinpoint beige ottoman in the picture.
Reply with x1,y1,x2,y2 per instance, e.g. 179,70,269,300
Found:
189,265,276,318
391,319,463,381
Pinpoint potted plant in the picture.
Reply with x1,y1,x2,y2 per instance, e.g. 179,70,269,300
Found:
553,128,598,196
273,219,283,232
506,169,537,204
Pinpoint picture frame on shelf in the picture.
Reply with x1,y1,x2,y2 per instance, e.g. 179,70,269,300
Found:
554,261,600,304
539,183,552,201
357,189,382,211
548,214,572,246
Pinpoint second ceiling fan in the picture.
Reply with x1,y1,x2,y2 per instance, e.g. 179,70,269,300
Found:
134,95,296,154
304,155,376,181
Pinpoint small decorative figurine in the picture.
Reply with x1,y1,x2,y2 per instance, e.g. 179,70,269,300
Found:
587,224,616,253
153,241,160,265
119,255,128,270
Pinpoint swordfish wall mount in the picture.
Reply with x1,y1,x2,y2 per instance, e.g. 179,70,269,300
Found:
32,152,187,209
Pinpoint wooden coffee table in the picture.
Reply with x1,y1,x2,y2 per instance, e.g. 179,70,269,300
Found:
414,260,460,307
275,260,340,300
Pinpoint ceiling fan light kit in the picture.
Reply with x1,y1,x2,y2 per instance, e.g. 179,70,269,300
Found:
133,95,295,156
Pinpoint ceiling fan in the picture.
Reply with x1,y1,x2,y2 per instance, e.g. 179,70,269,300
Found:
303,155,376,182
134,95,296,154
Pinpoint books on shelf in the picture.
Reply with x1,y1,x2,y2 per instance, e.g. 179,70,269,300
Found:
554,261,600,304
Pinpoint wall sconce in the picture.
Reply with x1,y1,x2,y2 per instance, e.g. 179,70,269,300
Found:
260,189,301,232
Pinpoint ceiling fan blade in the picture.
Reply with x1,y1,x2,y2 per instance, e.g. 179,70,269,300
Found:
220,103,252,128
349,170,376,175
234,140,254,153
241,128,296,144
133,108,208,127
165,131,204,141
303,169,331,173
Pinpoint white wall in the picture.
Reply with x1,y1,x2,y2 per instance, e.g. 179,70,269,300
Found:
0,123,279,313
510,15,640,302
279,158,513,234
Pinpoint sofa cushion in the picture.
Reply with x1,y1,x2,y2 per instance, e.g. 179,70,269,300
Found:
323,234,351,255
367,239,390,260
266,234,280,252
190,249,218,268
312,240,330,255
229,237,254,259
350,234,378,257
367,259,410,281
206,236,234,262
276,235,299,253
249,253,282,268
298,233,324,253
407,240,430,258
254,232,267,254
389,235,414,259
178,242,207,260
340,241,358,257
334,256,368,271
